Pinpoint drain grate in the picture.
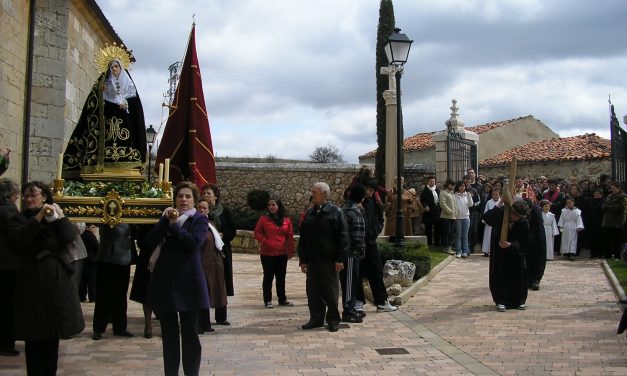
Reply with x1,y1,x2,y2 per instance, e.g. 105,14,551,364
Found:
375,347,410,355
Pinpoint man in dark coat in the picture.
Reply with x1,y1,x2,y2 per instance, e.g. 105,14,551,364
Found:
483,200,530,312
420,176,441,246
298,182,349,332
91,224,136,340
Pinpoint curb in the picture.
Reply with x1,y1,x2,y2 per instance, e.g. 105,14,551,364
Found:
602,259,627,303
393,253,455,306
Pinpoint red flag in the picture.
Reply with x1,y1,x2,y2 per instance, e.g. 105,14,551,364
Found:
156,24,216,186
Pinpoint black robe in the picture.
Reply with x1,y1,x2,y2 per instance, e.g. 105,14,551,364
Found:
62,71,146,177
525,204,547,286
483,206,529,308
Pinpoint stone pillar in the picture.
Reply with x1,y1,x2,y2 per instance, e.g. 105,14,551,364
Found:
433,99,478,183
381,66,398,190
29,0,70,182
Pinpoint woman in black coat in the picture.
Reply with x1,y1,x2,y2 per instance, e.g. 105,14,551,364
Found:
8,181,84,375
145,181,209,376
419,176,442,246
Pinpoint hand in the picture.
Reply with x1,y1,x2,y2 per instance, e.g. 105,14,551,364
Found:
287,254,294,260
52,203,65,219
0,147,10,157
300,264,308,273
335,262,344,272
119,102,128,111
424,206,430,212
499,241,511,249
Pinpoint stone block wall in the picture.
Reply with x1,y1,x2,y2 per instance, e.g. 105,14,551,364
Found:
0,0,30,181
216,162,362,226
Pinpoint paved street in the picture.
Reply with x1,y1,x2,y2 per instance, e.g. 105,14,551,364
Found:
1,253,626,375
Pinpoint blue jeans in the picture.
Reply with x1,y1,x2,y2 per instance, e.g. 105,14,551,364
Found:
455,218,470,253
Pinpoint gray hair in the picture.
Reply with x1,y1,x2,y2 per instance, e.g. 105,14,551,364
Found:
0,178,19,204
312,182,330,198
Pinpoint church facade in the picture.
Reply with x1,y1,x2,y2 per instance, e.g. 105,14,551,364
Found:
0,0,123,184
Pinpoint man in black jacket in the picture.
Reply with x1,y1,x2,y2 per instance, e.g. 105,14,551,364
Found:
355,177,397,314
298,182,349,332
420,176,441,247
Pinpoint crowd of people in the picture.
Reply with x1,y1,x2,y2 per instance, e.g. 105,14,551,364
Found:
1,163,626,374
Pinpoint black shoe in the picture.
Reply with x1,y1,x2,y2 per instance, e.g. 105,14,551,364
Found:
353,310,366,318
113,330,134,338
530,283,540,291
201,326,215,333
92,332,102,341
328,322,340,332
215,320,230,326
301,321,324,330
278,300,294,307
0,348,19,356
341,314,363,323
143,330,153,339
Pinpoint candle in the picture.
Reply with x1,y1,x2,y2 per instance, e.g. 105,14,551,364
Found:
158,163,164,182
164,158,170,182
57,153,63,179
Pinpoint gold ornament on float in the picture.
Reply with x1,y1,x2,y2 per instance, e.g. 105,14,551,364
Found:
95,43,133,73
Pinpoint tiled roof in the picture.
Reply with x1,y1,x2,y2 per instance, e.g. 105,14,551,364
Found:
478,133,611,167
359,116,532,159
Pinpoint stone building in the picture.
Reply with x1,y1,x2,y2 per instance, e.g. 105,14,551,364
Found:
1,0,124,184
479,133,611,181
358,115,559,170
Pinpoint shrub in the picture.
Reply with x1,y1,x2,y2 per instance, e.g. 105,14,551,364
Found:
246,189,270,211
231,206,260,231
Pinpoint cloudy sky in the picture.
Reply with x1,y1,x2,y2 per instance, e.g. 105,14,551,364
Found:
97,0,627,163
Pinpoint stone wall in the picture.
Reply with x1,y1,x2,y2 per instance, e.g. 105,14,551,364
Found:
0,0,30,181
216,163,361,226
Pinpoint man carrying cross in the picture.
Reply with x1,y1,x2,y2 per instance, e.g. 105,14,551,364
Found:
482,158,530,312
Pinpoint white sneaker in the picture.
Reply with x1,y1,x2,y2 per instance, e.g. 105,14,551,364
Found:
376,301,397,312
354,300,364,311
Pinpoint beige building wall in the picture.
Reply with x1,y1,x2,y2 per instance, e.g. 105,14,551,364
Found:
0,0,30,181
477,117,558,161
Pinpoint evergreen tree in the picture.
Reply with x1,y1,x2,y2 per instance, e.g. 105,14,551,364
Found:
375,0,395,186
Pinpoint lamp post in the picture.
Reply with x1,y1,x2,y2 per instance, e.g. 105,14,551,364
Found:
145,124,157,182
385,28,413,247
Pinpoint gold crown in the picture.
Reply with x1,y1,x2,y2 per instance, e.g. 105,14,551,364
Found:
95,43,133,73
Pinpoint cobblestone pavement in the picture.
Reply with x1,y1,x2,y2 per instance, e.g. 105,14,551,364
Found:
1,253,626,375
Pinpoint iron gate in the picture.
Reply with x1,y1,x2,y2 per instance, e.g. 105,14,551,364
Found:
446,126,477,182
610,103,627,190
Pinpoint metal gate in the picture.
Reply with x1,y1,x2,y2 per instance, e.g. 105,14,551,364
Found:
446,126,477,182
610,103,627,189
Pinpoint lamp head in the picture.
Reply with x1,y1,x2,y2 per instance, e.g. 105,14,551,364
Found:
384,28,413,66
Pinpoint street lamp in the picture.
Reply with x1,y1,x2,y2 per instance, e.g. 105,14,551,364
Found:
385,28,413,247
145,124,157,182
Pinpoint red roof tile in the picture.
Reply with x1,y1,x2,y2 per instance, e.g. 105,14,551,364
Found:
359,116,532,159
478,133,611,167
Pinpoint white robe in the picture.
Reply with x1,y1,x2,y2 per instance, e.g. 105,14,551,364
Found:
542,211,559,260
481,198,500,254
558,207,584,255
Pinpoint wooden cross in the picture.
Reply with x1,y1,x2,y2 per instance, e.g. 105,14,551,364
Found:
500,156,517,242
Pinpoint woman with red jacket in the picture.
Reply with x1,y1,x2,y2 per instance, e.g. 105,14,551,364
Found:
254,196,295,308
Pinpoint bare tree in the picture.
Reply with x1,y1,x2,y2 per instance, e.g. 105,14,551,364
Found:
309,144,345,163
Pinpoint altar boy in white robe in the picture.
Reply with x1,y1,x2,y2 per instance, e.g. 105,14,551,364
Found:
557,197,584,260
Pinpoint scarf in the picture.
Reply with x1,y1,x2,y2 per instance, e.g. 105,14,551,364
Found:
148,207,197,272
209,202,224,230
208,222,224,251
428,185,439,205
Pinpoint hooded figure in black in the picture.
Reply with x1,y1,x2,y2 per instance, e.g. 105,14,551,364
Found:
483,199,530,311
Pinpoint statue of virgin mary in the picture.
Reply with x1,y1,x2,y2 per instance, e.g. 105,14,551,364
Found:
62,44,147,180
